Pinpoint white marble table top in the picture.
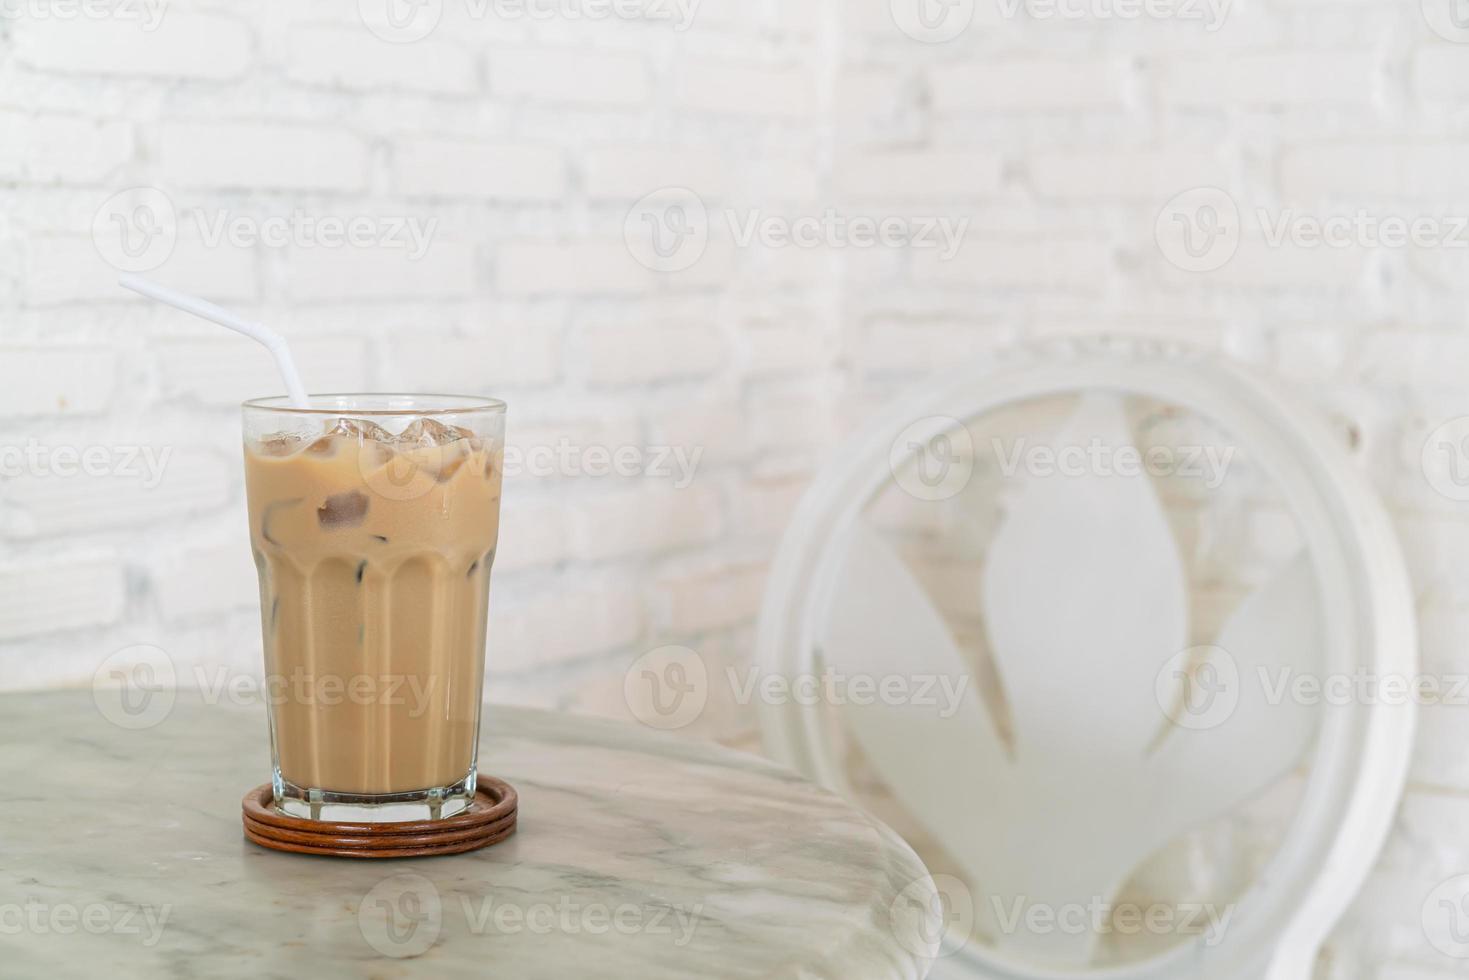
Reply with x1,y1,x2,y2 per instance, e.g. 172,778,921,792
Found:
0,692,938,979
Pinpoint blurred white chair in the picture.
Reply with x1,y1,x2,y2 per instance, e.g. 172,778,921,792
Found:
755,345,1416,979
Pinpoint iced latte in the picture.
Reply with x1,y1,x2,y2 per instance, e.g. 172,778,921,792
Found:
242,395,504,821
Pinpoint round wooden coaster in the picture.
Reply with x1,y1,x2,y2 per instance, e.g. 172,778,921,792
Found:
243,812,514,851
241,776,517,859
242,822,513,859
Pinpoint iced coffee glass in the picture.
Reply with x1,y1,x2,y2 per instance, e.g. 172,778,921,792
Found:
242,394,505,821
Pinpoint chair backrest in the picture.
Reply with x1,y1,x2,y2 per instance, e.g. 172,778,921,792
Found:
755,344,1417,979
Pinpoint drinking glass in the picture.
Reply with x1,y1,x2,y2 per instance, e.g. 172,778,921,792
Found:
242,394,505,821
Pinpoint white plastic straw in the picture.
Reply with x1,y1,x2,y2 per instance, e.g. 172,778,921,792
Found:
118,274,310,409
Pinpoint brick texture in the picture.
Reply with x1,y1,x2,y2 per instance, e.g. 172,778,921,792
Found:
1,5,1463,972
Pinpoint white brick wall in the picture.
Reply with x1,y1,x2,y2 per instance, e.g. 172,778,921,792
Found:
496,238,654,295
1279,143,1469,200
0,111,134,183
677,60,818,117
487,45,650,106
1162,51,1380,107
834,149,1005,201
929,58,1132,112
583,145,733,200
15,11,253,79
284,27,478,95
394,138,567,200
0,551,126,641
0,348,118,416
2,0,1467,972
567,486,725,561
1029,148,1228,201
576,319,727,386
159,122,372,192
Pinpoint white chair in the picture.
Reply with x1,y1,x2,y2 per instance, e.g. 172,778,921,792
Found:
755,343,1416,979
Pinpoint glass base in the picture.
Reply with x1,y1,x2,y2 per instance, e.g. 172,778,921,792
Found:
272,768,476,823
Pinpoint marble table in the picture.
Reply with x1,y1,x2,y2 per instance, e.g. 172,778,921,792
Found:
0,691,938,979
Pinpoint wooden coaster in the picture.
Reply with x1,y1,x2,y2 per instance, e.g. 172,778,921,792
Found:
241,776,517,859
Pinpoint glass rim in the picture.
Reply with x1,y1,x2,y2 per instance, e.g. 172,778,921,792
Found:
242,393,507,417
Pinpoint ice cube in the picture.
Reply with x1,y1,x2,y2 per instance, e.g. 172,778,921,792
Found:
349,417,396,441
261,497,304,545
391,420,481,483
317,490,370,529
308,417,394,455
254,433,305,457
435,442,470,482
305,433,337,456
396,418,473,448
